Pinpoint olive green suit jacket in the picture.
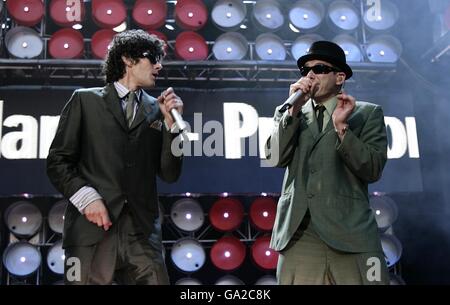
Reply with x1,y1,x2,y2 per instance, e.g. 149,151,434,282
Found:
266,98,387,253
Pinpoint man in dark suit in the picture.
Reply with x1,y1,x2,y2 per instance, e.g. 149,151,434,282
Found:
266,41,389,284
47,30,183,285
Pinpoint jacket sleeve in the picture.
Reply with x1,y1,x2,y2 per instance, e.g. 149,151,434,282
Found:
158,127,183,183
264,106,302,168
46,90,89,198
336,105,388,183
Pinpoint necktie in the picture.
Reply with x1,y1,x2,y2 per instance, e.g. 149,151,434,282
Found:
125,91,136,127
315,104,326,132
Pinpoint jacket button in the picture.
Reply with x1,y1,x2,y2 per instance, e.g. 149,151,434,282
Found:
310,169,315,174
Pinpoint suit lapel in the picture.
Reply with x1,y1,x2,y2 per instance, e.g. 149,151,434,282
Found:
302,100,319,139
129,91,161,130
102,84,128,132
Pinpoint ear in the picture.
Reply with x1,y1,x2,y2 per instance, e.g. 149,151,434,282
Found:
121,55,134,67
336,72,346,86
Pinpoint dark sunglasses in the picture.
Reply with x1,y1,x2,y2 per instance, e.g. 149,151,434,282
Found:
142,51,163,64
300,64,341,76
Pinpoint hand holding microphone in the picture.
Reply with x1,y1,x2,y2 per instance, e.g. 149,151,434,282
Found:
158,87,186,131
279,76,316,116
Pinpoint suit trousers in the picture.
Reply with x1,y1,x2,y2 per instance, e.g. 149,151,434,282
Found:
63,205,169,285
276,212,389,285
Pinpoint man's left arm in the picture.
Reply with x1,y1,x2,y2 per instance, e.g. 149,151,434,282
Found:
336,105,388,183
159,125,183,183
157,87,183,183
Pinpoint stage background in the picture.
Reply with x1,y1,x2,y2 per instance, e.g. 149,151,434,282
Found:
1,71,450,284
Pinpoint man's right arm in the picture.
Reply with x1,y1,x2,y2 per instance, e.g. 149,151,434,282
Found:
47,90,112,230
47,91,96,207
264,108,302,168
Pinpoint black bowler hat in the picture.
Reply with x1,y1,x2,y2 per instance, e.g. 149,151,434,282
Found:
297,40,353,79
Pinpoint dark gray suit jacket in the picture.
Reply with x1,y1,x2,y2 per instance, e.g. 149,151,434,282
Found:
47,83,182,248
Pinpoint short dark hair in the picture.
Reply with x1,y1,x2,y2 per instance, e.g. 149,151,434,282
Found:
102,30,165,83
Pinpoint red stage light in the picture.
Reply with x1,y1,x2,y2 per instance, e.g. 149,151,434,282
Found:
91,29,116,59
210,235,246,271
175,0,208,31
92,0,127,29
132,0,167,30
249,197,277,231
49,28,84,59
175,31,209,61
6,0,44,27
50,0,86,28
250,235,278,270
208,197,244,232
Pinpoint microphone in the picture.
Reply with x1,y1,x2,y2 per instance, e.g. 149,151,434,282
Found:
159,88,187,131
278,90,304,113
278,81,317,113
170,108,187,131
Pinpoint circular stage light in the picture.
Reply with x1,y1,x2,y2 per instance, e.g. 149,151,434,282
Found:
213,32,248,60
209,198,244,232
250,236,278,270
3,242,42,277
211,0,247,31
255,33,286,61
5,26,43,59
369,194,398,231
249,197,277,231
175,0,208,31
4,200,42,238
291,34,324,61
92,0,127,29
50,0,86,28
132,0,167,30
6,0,44,27
366,35,402,63
170,198,204,232
91,29,116,59
327,0,360,33
332,34,363,62
49,28,85,59
48,200,68,234
289,0,325,32
252,0,284,32
255,275,277,285
175,277,202,285
363,0,399,32
380,233,402,268
210,235,246,271
215,275,245,285
148,30,168,45
47,240,65,274
171,238,206,272
175,31,209,61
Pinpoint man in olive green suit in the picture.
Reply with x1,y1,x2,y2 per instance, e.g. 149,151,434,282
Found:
266,41,389,284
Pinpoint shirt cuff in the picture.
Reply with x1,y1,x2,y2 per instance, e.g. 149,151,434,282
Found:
69,186,103,214
164,119,180,133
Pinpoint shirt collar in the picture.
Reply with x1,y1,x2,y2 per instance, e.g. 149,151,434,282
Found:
113,81,142,102
312,95,337,115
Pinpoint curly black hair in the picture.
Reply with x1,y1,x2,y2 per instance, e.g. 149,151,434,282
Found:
102,29,166,83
